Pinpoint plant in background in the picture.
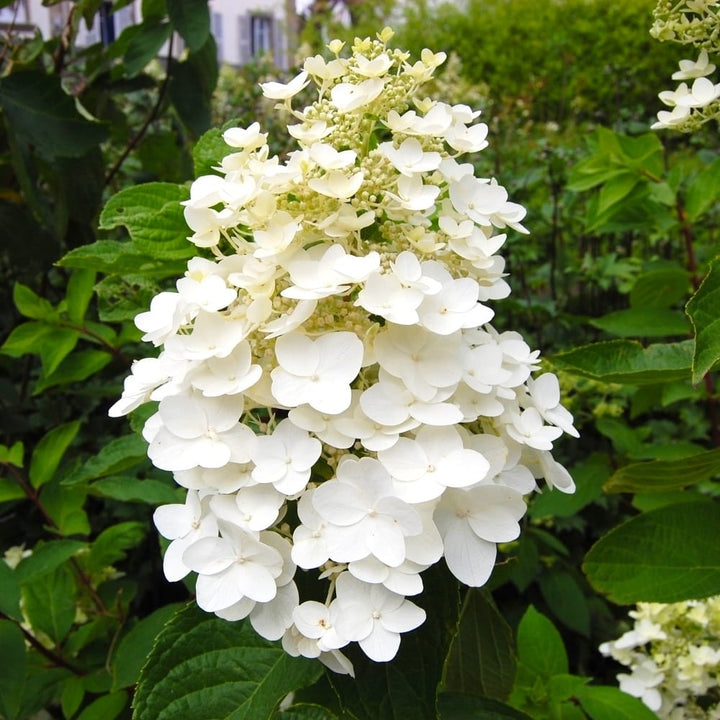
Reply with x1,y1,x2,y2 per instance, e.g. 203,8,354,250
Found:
111,27,578,676
600,597,720,718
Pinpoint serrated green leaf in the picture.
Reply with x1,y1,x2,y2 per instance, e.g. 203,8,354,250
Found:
133,604,323,720
124,20,172,76
99,182,192,259
0,620,26,720
76,690,127,720
553,339,693,385
192,127,230,177
441,589,516,701
576,684,658,720
40,480,90,536
29,421,81,489
34,349,112,394
590,307,690,338
630,266,690,309
69,434,149,485
687,258,720,384
15,539,85,583
437,692,533,720
13,283,55,320
66,269,97,323
112,603,182,690
60,239,188,277
89,476,180,505
22,565,77,643
515,606,567,679
685,157,720,221
604,447,720,493
0,561,22,621
167,0,210,52
0,71,108,157
547,674,590,703
0,321,80,375
583,500,720,603
278,704,339,720
538,571,590,636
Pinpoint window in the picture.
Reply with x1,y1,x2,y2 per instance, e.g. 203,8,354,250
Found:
250,14,272,57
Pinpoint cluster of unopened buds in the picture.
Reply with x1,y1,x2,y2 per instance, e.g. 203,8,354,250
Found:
111,28,577,675
601,597,720,719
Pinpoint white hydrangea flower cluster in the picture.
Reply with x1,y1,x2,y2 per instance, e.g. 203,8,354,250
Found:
110,28,577,675
651,1,720,130
601,597,720,718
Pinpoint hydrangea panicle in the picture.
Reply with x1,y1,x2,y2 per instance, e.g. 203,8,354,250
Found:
112,28,577,675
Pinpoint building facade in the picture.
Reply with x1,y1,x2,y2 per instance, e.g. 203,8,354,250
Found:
0,0,296,69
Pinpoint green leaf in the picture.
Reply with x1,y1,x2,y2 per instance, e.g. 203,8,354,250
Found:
29,421,81,489
553,339,693,385
538,571,590,636
685,157,720,221
604,447,720,493
99,182,193,259
576,685,659,720
70,434,149,485
15,539,85,583
167,0,210,52
0,478,25,502
61,676,85,720
515,606,567,678
66,269,97,323
133,604,323,720
441,589,516,701
583,500,720,603
13,283,55,320
596,172,639,215
76,691,128,720
437,692,533,720
0,71,108,157
193,127,230,177
0,321,80,375
0,620,26,720
0,441,24,468
278,704,340,720
0,562,22,621
40,480,90,536
168,34,218,137
687,258,720,384
113,604,182,690
60,239,189,277
590,307,690,338
87,521,146,573
90,476,181,505
124,20,172,76
34,349,113,394
22,565,77,644
630,266,690,309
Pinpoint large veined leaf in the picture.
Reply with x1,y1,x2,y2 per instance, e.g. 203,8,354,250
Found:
604,447,720,493
441,589,516,702
133,604,323,720
0,71,108,157
576,685,660,720
590,308,690,338
583,500,720,603
437,693,533,720
99,183,193,259
686,257,720,384
553,339,693,385
684,157,720,221
167,0,210,52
